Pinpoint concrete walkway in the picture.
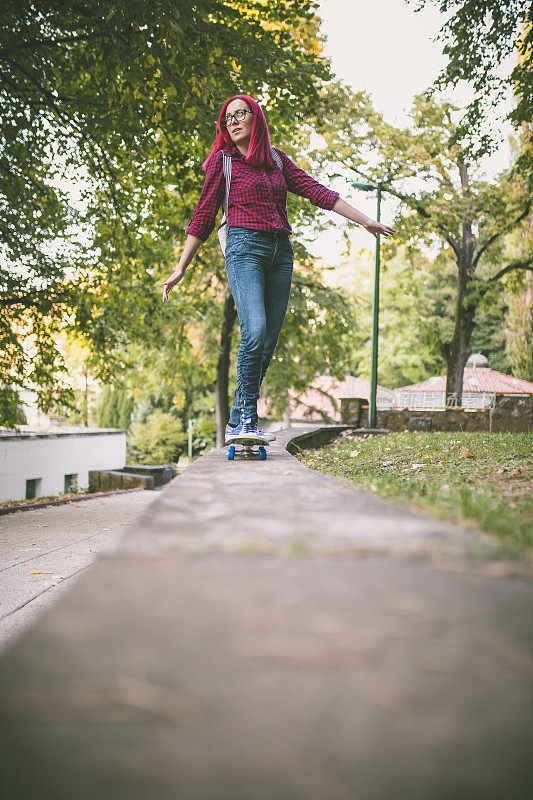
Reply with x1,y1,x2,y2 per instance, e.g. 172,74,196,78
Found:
0,490,156,654
0,426,532,799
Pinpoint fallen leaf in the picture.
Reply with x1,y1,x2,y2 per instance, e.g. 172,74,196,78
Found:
28,571,52,575
507,468,521,478
33,524,47,527
459,446,475,459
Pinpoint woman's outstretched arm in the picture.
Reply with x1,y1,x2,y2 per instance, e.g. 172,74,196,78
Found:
332,197,395,238
162,234,203,301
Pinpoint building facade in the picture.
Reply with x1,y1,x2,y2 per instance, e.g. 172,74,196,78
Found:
0,429,126,502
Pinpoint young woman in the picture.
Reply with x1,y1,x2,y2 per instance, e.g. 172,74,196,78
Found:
163,94,395,443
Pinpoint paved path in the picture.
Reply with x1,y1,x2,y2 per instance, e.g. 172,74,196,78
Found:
0,490,156,654
0,427,531,799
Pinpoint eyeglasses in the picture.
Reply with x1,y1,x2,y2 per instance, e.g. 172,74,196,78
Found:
222,109,253,127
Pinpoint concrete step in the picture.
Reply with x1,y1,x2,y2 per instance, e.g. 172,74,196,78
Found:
88,465,177,493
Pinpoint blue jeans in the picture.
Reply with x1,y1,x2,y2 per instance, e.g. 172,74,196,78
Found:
224,226,294,425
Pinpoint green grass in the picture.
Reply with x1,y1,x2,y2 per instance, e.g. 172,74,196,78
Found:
297,431,533,556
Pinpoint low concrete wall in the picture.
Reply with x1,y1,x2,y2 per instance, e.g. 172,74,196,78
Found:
88,470,155,493
88,466,177,493
286,425,349,454
0,429,126,502
341,395,533,433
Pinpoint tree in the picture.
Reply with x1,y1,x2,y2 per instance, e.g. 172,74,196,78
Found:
408,0,532,166
128,409,187,464
503,197,533,379
72,4,353,445
258,269,356,419
346,247,450,388
96,386,133,429
313,83,532,403
1,0,333,427
505,271,533,380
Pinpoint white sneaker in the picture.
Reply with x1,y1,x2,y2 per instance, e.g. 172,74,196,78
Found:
257,428,276,442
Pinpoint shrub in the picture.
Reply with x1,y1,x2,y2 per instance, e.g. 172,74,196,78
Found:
191,416,217,455
127,410,187,465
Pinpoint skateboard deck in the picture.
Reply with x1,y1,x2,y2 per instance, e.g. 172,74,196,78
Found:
226,434,269,461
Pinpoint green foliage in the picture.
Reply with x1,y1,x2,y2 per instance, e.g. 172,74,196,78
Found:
505,270,533,380
97,386,133,429
469,285,511,374
501,190,533,380
191,416,217,455
1,0,334,427
347,247,450,388
259,269,356,418
408,0,532,165
127,409,187,465
309,81,531,396
0,393,27,428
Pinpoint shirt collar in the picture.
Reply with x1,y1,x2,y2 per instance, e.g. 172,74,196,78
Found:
226,142,244,160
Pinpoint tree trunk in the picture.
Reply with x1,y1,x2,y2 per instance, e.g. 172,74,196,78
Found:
443,287,476,406
444,162,477,406
215,290,237,447
283,392,291,429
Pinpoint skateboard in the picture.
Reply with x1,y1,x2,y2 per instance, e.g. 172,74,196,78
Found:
226,434,268,461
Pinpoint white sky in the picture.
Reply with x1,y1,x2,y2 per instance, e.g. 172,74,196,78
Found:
309,0,516,266
318,0,450,127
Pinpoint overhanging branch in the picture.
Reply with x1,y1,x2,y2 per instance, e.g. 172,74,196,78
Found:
347,163,462,259
486,258,533,283
473,200,532,269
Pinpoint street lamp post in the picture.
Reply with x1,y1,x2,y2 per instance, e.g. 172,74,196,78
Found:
187,418,197,459
352,179,383,429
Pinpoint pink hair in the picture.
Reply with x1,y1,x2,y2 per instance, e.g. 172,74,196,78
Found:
201,94,276,171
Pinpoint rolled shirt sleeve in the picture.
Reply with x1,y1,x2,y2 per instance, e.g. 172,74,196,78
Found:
277,149,339,210
185,150,225,242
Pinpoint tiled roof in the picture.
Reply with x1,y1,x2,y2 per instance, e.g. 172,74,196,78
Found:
399,368,533,395
258,375,389,422
257,366,533,421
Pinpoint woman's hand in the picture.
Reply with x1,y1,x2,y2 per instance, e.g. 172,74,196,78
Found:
363,219,396,238
162,267,186,301
331,199,396,238
162,235,202,301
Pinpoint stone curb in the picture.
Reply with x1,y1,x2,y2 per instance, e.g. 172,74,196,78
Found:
0,486,146,517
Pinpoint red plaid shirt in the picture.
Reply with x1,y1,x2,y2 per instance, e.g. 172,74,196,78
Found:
185,143,339,243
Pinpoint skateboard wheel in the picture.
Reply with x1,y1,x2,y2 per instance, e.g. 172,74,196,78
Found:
228,446,235,460
259,446,267,460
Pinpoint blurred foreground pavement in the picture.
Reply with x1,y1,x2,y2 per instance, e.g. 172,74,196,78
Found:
0,426,531,799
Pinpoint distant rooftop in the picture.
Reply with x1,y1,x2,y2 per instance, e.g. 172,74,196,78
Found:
399,354,533,395
258,375,389,423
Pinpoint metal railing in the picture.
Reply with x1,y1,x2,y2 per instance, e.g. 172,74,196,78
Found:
379,391,496,411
